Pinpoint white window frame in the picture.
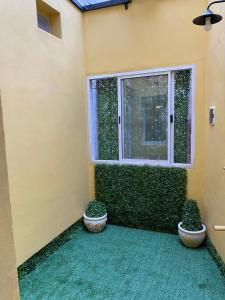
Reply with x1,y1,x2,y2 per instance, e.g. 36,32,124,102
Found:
87,65,195,168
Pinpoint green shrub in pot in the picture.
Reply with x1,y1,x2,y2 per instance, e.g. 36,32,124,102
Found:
181,199,202,231
83,201,107,232
85,201,107,218
178,199,206,248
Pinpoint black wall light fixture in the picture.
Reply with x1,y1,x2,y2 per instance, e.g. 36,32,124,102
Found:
193,1,225,31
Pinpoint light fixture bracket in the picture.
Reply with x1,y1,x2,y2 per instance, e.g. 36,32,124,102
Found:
207,0,225,10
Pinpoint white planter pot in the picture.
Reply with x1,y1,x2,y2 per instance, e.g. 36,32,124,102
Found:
83,213,107,233
178,222,206,248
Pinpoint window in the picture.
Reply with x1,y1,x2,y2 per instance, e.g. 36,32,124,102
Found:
122,74,168,160
37,13,51,33
36,0,62,39
88,66,194,166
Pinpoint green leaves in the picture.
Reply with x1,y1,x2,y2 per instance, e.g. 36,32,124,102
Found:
181,199,202,231
96,78,119,160
174,69,191,164
85,200,107,218
95,164,187,233
206,237,225,277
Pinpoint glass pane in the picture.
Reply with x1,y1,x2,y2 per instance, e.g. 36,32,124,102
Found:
122,75,168,160
75,0,117,5
90,78,119,160
37,14,51,33
174,69,191,164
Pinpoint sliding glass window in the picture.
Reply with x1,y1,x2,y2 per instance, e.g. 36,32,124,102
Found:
89,67,193,166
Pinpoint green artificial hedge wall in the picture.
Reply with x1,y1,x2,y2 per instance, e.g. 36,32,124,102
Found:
206,237,225,278
96,78,119,160
95,164,187,233
174,69,191,164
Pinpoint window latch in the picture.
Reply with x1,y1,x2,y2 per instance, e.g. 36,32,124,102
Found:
118,116,121,124
170,114,174,123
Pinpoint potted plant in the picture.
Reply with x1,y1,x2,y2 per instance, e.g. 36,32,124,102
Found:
178,199,206,248
83,200,107,233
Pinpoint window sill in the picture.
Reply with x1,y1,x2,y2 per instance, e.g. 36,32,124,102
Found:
37,27,62,40
91,159,193,169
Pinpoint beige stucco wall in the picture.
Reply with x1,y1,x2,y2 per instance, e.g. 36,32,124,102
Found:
0,95,19,299
84,0,207,204
204,2,225,260
0,0,89,265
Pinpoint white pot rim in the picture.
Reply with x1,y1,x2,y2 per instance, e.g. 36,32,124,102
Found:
178,222,206,234
83,212,107,221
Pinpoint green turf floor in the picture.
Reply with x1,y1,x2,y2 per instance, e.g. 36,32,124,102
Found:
19,225,225,300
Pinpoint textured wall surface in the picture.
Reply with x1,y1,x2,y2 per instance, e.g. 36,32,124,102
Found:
0,0,89,265
0,96,19,299
204,1,225,260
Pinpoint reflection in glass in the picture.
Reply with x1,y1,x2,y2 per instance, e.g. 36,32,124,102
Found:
122,75,168,160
